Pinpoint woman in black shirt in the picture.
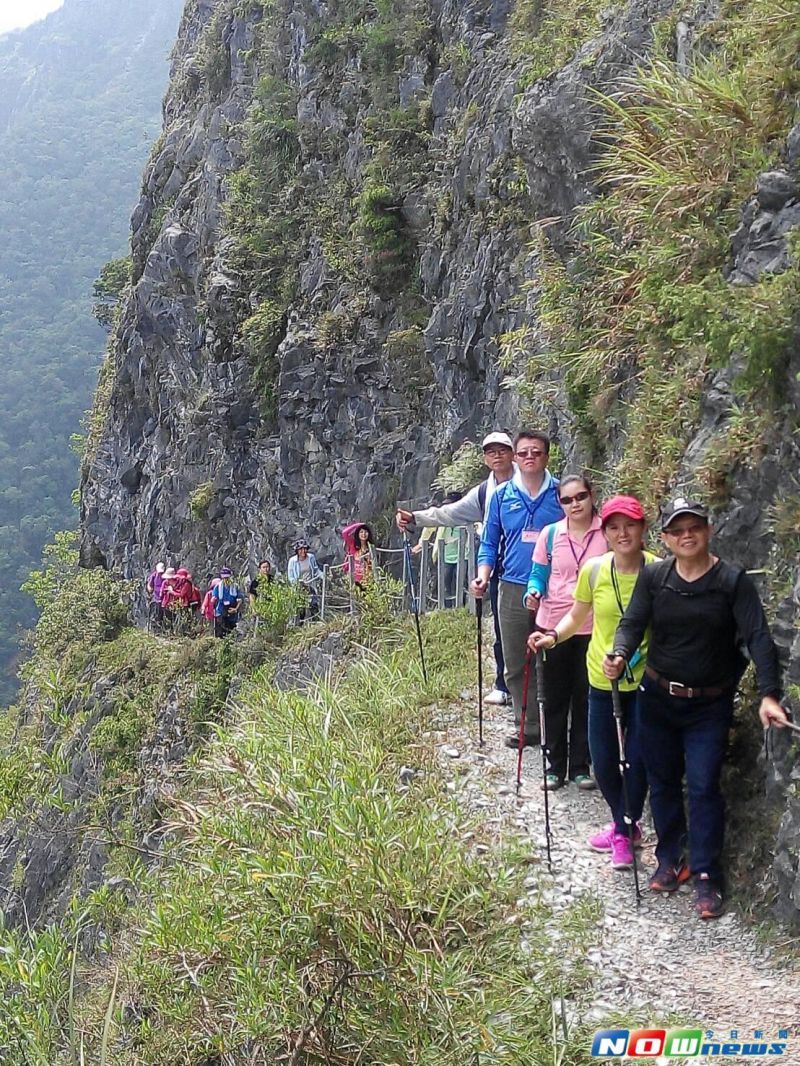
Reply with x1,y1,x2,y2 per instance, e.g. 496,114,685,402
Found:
606,498,787,919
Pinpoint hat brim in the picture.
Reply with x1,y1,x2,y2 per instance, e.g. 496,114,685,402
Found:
662,508,709,529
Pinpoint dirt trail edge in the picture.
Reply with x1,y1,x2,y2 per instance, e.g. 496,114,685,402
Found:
430,661,800,1053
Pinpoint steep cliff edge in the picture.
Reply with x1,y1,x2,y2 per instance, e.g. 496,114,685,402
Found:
78,0,799,906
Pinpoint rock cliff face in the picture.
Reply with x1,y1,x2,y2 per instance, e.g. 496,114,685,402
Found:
80,0,680,576
79,0,800,914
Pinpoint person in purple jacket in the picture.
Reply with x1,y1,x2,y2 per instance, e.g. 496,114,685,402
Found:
471,430,563,747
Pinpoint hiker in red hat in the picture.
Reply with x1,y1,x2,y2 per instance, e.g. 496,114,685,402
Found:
530,495,656,873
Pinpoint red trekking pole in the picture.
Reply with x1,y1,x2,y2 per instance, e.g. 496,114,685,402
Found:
516,647,532,793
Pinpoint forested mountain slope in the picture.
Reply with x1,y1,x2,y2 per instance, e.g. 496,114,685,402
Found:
0,0,183,701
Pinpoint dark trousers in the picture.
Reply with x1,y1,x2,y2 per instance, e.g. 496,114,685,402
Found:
541,635,591,780
444,561,458,607
638,676,734,883
489,571,508,693
588,685,648,835
214,614,238,638
297,589,319,624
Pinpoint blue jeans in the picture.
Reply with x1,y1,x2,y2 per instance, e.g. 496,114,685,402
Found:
588,685,648,835
638,676,734,883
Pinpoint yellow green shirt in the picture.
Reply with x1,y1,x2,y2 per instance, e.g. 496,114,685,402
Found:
574,550,658,691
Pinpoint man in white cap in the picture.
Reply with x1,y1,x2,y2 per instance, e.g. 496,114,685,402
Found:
396,431,516,705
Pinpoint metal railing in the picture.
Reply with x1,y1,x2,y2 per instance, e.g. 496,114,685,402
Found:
316,530,477,620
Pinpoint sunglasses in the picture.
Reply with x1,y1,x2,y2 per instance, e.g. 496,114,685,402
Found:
559,490,591,505
516,449,546,458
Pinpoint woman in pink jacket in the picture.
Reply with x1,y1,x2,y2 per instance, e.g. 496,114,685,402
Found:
524,475,607,790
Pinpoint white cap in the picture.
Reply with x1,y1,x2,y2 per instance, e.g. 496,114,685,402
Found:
481,431,513,450
156,563,166,573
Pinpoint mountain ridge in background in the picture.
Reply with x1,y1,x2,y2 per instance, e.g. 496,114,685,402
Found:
0,0,184,700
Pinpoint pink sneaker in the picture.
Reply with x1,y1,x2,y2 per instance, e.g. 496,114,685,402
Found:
588,823,615,852
611,831,634,870
588,822,642,853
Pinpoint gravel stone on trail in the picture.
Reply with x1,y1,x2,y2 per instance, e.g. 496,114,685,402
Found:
426,646,800,1040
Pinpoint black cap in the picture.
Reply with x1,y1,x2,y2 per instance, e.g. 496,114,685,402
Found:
660,497,709,530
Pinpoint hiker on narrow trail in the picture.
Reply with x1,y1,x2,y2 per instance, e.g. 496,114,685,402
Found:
473,430,562,749
412,491,473,607
396,430,517,707
248,559,274,608
342,523,375,586
607,496,789,919
288,539,321,623
524,474,606,791
530,495,656,871
211,566,243,638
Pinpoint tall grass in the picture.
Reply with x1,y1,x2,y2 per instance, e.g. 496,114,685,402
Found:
63,613,597,1064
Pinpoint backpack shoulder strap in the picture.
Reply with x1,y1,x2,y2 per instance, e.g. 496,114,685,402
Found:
587,555,605,592
713,560,745,602
655,557,677,591
478,479,488,515
546,521,557,563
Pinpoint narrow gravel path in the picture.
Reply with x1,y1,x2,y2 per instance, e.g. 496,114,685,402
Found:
429,666,800,1046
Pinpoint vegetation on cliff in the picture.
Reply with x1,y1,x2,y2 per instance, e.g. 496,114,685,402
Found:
508,0,800,509
0,0,182,702
0,562,600,1062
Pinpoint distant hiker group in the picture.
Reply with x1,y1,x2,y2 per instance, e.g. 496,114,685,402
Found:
396,428,790,922
147,563,245,638
144,524,383,638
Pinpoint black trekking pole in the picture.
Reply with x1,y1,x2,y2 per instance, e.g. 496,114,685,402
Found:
516,647,532,794
610,676,642,905
402,532,428,684
476,597,484,746
535,649,553,870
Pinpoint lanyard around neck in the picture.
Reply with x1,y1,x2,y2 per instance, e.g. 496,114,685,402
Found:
567,525,598,570
610,557,645,682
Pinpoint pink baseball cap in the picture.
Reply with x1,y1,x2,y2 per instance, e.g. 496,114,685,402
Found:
600,495,646,526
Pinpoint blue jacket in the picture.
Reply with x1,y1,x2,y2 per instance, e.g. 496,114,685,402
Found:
477,471,563,586
287,553,321,585
212,581,243,618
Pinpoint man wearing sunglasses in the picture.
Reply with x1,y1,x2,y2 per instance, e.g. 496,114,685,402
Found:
472,430,563,746
605,497,788,919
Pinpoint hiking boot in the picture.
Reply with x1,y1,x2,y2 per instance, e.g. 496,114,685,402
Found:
694,874,724,919
610,831,634,870
485,688,510,706
648,860,691,894
541,773,565,791
504,733,538,749
588,821,642,853
572,773,597,791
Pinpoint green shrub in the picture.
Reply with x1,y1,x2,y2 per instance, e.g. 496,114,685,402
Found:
251,577,307,636
525,0,800,509
432,441,486,495
189,481,216,520
22,535,132,663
